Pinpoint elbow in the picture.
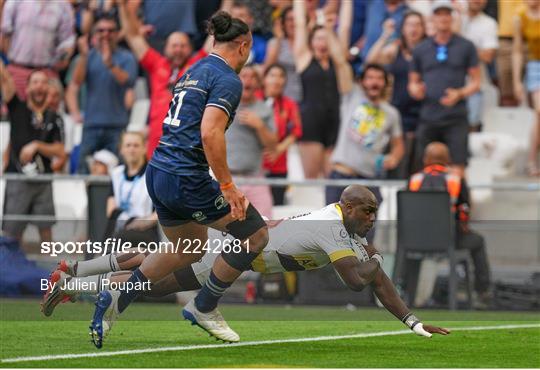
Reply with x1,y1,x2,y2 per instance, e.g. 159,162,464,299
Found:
201,128,216,148
348,280,367,292
345,275,369,292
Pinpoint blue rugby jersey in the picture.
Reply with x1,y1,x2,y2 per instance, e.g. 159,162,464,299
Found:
150,53,242,175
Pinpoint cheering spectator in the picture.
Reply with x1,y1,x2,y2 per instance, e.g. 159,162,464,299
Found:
362,0,409,60
264,6,303,102
0,0,75,100
408,0,480,178
240,0,274,36
128,0,197,54
293,0,340,179
66,16,138,174
105,132,158,245
89,149,118,176
230,2,268,64
226,65,277,219
118,0,209,159
459,0,498,130
512,0,540,177
407,142,491,308
81,0,119,36
260,63,303,205
325,13,404,243
0,61,65,243
366,10,427,177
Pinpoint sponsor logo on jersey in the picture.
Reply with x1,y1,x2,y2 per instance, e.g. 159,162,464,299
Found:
332,225,350,244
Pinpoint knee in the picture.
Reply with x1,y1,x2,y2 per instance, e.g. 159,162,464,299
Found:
467,230,486,251
247,226,269,253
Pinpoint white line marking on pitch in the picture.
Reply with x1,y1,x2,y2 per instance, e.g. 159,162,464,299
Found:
2,323,539,363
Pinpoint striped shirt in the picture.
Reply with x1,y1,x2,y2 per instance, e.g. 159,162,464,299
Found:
1,0,75,67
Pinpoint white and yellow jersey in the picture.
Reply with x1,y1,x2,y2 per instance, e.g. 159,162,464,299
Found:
193,204,370,284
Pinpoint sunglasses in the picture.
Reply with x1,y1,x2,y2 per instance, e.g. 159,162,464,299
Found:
96,27,116,34
436,45,448,63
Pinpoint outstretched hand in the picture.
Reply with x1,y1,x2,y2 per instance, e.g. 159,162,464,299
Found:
421,324,451,336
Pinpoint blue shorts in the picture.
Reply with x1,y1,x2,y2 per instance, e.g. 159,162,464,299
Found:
146,164,231,226
526,61,540,92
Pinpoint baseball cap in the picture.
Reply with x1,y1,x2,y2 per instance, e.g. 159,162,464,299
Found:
91,149,118,174
432,0,453,13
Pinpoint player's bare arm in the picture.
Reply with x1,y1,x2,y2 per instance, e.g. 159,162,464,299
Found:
201,106,246,221
332,256,380,291
372,268,450,337
117,0,149,61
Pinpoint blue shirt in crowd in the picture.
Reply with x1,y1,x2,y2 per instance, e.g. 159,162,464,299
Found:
143,0,197,38
84,47,138,128
362,0,408,59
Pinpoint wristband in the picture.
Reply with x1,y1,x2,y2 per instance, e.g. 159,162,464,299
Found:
401,312,421,330
370,253,384,267
219,182,234,191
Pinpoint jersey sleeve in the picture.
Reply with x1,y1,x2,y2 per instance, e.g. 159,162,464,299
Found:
6,93,21,112
465,40,479,69
206,75,242,119
263,104,275,132
390,106,403,138
140,47,168,75
318,222,357,263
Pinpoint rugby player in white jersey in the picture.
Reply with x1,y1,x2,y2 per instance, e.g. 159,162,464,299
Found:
42,185,449,342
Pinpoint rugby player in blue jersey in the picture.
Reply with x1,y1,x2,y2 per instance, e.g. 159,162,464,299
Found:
89,11,270,347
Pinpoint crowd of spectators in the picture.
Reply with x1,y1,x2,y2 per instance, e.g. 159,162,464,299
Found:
1,0,540,242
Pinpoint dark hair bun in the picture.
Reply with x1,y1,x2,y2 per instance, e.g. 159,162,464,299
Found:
208,11,232,37
207,11,249,42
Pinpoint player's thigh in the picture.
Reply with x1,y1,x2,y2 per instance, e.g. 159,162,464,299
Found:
442,120,469,166
139,223,208,281
207,203,268,253
162,222,208,256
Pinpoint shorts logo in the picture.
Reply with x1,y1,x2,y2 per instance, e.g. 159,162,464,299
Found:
192,211,207,222
214,195,228,210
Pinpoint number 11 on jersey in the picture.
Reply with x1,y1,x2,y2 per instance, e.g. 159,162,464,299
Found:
164,90,187,127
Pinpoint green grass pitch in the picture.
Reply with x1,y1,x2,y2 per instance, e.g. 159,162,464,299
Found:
1,298,539,368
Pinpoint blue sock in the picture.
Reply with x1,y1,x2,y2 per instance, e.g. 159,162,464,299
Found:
194,271,231,313
117,268,148,313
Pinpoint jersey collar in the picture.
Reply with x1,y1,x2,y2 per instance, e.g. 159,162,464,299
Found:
423,164,449,175
209,53,232,68
123,162,147,181
334,203,344,222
